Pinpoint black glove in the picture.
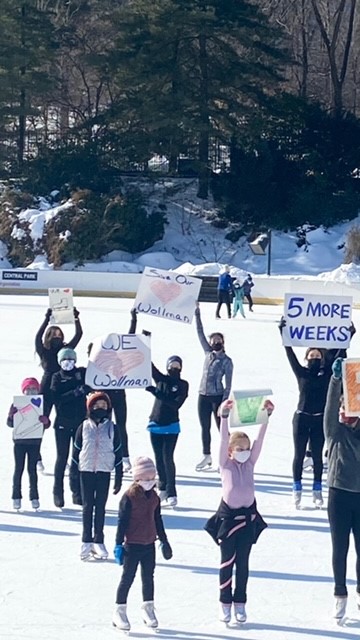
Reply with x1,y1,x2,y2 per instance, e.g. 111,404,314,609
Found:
45,308,52,321
278,316,286,333
145,386,157,396
131,308,137,319
160,540,173,560
113,483,121,495
73,307,80,319
74,385,86,397
349,322,356,337
142,329,151,337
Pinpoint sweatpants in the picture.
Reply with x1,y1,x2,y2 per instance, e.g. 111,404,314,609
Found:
80,471,110,543
116,543,156,604
12,442,41,500
216,291,232,319
292,412,324,485
328,487,360,597
219,524,253,604
233,299,245,318
150,433,179,497
54,425,79,500
198,394,222,455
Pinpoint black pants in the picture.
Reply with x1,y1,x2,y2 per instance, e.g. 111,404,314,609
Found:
328,487,360,597
219,524,253,604
244,293,253,310
216,291,232,319
80,471,110,543
116,543,156,604
12,442,41,500
54,425,79,500
292,412,324,484
112,391,129,458
198,394,222,455
150,432,178,497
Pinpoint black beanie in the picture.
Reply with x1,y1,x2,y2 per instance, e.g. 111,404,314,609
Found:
166,355,182,370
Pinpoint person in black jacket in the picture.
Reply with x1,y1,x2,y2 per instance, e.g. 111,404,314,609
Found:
145,355,189,507
51,347,91,508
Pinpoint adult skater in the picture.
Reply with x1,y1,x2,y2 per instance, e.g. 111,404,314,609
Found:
51,347,91,508
194,302,233,471
216,265,234,319
146,355,189,507
324,358,360,620
205,398,273,624
242,274,254,312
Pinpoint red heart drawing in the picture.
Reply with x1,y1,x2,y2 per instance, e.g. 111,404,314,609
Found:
150,280,182,305
63,288,71,293
94,350,144,378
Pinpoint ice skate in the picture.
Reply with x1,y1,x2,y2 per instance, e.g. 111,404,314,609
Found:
13,499,21,511
53,494,64,509
313,490,323,508
64,463,70,477
112,604,130,631
234,603,247,623
36,460,45,474
158,490,167,502
219,603,231,623
80,542,93,561
92,542,108,559
293,490,302,508
195,455,212,471
31,499,40,510
122,457,132,473
356,591,360,610
333,596,347,620
303,456,313,472
167,496,177,507
141,601,158,628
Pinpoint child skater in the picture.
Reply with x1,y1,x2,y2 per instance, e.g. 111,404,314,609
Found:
232,279,246,319
7,378,50,510
113,456,173,632
205,398,274,624
70,392,123,561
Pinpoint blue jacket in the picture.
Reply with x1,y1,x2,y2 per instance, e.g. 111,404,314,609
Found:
217,273,234,293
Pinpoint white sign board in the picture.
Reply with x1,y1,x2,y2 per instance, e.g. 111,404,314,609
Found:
49,288,74,325
282,293,352,348
13,395,44,440
134,267,202,324
85,333,151,390
229,389,273,429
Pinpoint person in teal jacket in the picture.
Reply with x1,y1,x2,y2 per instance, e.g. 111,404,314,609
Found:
232,280,245,319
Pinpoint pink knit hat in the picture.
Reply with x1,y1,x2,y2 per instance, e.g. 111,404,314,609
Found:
132,456,156,481
21,378,40,394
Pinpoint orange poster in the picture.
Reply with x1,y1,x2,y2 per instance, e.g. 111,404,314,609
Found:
343,359,360,416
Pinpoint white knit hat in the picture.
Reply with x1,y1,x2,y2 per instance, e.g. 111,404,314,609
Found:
132,456,156,481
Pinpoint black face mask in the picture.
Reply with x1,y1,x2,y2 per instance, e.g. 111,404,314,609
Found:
90,408,109,423
50,337,63,350
212,343,223,352
307,359,321,373
168,368,181,377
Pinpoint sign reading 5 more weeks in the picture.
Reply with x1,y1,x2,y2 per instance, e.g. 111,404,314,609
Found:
282,293,352,348
134,267,202,324
342,359,360,417
85,333,151,390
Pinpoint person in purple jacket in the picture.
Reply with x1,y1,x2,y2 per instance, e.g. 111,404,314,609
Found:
205,398,274,625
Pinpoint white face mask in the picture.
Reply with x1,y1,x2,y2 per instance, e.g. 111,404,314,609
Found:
138,480,156,491
60,359,75,371
233,450,251,463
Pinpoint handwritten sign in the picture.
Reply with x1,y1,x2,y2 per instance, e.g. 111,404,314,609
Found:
229,389,273,429
282,293,352,348
85,333,151,390
13,395,44,440
49,288,74,325
134,267,202,324
342,359,360,416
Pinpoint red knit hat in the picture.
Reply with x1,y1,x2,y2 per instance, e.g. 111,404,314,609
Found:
21,378,40,394
132,456,156,481
86,392,112,412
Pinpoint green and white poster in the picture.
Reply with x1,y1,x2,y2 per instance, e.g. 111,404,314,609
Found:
229,389,273,429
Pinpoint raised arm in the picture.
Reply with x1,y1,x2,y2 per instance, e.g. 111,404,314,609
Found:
152,363,166,384
67,310,83,349
249,423,268,464
195,307,211,353
35,309,51,357
128,308,138,334
218,400,233,469
284,346,304,378
324,373,342,441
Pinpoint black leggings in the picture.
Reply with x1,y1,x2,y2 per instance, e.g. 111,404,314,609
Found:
292,412,324,484
328,487,360,597
116,543,156,604
54,425,79,499
80,471,110,543
12,442,41,500
150,432,178,497
198,394,222,455
216,291,232,319
219,525,253,604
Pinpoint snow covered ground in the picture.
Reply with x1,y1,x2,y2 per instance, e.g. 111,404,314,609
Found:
1,295,360,640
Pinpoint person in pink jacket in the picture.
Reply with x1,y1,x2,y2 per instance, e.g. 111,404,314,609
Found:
205,397,274,625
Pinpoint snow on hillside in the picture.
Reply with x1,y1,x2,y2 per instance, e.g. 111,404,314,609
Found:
2,178,360,282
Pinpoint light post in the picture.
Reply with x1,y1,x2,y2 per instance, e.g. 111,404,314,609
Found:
248,230,272,276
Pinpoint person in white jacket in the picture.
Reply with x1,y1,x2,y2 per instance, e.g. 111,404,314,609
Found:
71,392,123,560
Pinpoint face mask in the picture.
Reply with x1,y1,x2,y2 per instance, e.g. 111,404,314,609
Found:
307,359,321,373
233,450,251,463
138,480,156,491
60,359,75,371
168,367,181,377
212,343,223,352
90,408,108,423
50,337,63,350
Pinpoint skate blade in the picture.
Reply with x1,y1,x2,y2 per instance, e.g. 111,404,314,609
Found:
112,622,130,634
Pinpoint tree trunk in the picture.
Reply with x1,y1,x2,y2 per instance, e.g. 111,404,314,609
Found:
197,32,209,200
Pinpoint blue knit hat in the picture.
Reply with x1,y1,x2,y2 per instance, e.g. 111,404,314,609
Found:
166,355,182,370
57,347,77,364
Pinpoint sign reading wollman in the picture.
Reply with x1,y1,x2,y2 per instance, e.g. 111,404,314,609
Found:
282,293,352,348
342,358,360,417
85,334,151,390
134,267,202,324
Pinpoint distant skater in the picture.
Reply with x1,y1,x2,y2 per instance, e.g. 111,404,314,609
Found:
232,280,245,319
242,275,254,312
216,265,234,319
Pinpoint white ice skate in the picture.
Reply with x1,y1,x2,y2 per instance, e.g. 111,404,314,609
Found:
92,542,108,559
333,596,347,620
158,490,167,502
195,455,212,471
31,499,40,510
112,604,130,631
357,591,360,610
234,603,247,623
293,490,302,509
36,461,45,474
13,499,21,511
302,456,313,472
313,490,324,508
122,457,132,473
141,601,158,628
80,542,93,561
166,496,177,507
219,603,231,623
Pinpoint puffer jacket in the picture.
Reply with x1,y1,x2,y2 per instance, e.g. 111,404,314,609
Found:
72,418,122,473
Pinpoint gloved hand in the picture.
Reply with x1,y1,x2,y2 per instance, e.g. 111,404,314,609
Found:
349,322,356,337
113,483,122,495
45,308,52,321
332,358,343,379
73,307,80,319
218,399,233,418
131,308,138,319
114,544,125,565
9,405,18,417
39,415,51,428
160,540,173,560
142,329,151,337
145,385,157,396
278,316,286,333
74,385,86,397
